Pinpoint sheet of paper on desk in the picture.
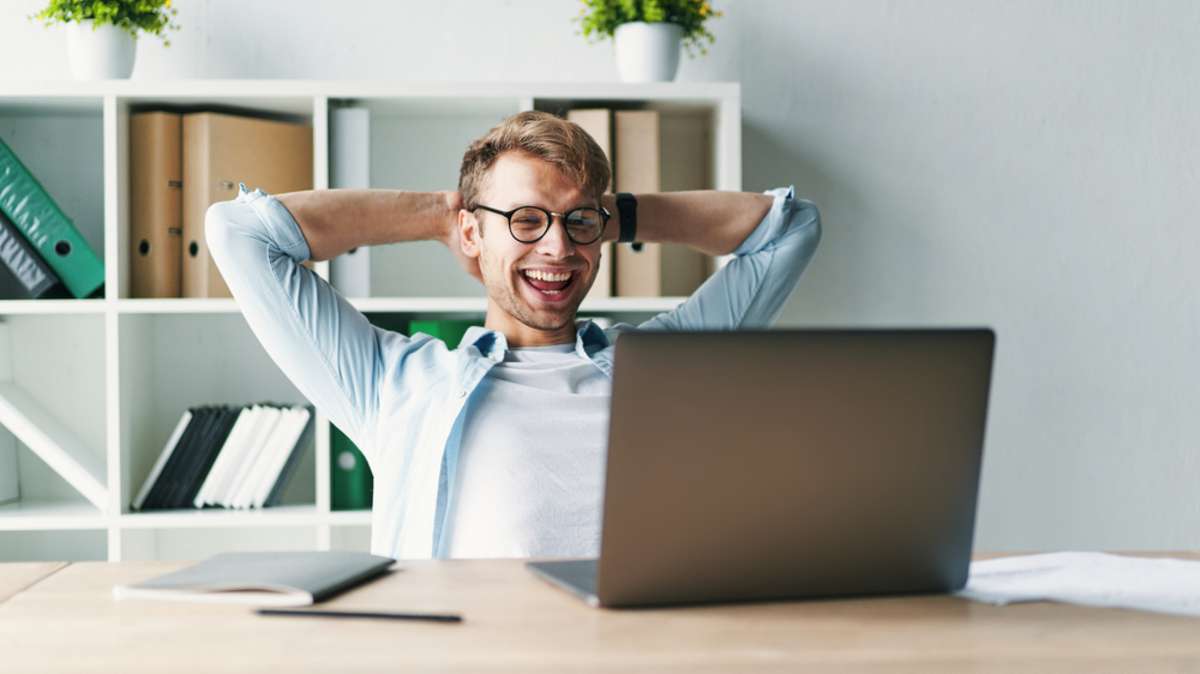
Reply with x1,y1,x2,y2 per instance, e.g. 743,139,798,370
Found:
957,551,1200,617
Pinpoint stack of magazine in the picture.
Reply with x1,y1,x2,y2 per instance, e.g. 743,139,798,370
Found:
133,403,313,511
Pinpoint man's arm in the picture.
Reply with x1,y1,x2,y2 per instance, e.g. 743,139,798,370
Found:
600,191,774,256
611,186,822,332
205,184,463,463
276,188,461,261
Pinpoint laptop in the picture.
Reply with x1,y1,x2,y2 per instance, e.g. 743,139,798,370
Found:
526,328,995,608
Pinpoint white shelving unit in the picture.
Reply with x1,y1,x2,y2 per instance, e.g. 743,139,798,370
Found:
0,80,741,561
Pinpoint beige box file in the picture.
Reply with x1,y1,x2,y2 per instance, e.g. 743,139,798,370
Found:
182,112,313,298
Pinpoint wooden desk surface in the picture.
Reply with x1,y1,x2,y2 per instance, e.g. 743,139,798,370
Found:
2,554,1200,673
0,561,67,604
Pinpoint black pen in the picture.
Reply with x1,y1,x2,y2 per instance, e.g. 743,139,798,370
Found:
256,608,463,623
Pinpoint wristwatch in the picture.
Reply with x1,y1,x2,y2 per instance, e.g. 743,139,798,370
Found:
616,192,638,244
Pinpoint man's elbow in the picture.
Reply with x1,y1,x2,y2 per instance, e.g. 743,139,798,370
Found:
204,199,255,268
788,199,823,261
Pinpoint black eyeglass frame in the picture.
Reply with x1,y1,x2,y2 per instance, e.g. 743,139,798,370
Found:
473,203,611,245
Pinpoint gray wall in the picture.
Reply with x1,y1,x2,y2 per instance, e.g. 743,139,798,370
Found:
4,0,1198,551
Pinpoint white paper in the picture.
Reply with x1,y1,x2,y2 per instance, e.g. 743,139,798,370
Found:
958,551,1200,617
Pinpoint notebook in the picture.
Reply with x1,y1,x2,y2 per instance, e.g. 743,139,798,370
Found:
113,551,395,606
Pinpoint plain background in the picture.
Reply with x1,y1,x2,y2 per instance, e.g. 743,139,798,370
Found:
2,0,1197,552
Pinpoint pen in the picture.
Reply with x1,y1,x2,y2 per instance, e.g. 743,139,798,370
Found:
256,608,463,623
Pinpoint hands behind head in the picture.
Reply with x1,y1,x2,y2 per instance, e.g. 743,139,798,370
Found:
441,191,482,284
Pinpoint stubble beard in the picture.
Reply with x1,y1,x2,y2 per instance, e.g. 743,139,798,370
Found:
485,261,598,333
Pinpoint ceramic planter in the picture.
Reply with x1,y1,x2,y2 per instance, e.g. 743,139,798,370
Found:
65,19,136,80
613,22,683,82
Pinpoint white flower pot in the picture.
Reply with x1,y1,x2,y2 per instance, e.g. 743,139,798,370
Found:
613,22,682,83
65,20,137,80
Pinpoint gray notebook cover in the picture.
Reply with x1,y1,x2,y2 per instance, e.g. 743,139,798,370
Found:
113,551,396,606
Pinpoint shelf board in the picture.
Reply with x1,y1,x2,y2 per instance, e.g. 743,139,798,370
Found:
113,296,684,314
119,504,318,529
327,510,372,526
116,298,240,314
0,501,106,531
0,299,107,315
0,80,739,102
351,296,685,314
578,297,685,313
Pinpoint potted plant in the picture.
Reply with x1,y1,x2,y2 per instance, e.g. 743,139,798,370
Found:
29,0,180,80
576,0,722,82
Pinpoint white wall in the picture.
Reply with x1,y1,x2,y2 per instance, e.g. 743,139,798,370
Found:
3,0,1197,552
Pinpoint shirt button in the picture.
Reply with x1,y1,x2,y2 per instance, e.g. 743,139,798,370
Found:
458,390,467,398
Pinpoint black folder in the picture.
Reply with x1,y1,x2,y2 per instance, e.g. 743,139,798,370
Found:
0,209,69,299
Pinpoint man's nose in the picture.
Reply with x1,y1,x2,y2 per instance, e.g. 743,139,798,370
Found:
535,215,576,257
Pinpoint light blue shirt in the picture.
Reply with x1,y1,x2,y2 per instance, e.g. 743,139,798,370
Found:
204,184,821,559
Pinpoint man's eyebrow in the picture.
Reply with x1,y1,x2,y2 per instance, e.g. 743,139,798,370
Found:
508,201,599,211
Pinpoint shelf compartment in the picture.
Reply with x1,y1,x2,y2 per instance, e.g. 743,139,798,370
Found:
329,95,523,299
113,95,317,300
0,96,106,301
0,386,107,509
0,529,107,562
118,313,316,516
0,315,108,510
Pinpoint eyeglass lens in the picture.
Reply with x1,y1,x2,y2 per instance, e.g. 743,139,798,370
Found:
509,207,604,244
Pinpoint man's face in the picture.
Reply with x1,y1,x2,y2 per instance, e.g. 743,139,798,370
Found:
459,151,603,336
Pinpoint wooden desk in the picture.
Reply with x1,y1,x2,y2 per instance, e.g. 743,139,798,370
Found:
2,555,1199,673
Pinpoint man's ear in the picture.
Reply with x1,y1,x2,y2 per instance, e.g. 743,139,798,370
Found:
458,209,482,259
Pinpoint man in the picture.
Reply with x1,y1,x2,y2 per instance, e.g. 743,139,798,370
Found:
205,110,821,560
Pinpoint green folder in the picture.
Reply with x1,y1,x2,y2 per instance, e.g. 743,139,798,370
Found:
0,136,104,298
330,424,373,511
408,319,477,350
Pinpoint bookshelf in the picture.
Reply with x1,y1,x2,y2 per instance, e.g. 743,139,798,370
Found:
0,80,741,562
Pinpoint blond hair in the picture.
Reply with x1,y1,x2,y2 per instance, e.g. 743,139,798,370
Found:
458,110,610,210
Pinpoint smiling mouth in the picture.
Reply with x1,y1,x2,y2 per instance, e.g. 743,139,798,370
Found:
519,269,577,301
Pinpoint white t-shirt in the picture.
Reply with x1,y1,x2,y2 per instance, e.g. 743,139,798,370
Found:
441,342,611,559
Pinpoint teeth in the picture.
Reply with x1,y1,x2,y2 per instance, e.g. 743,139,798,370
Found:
524,269,572,282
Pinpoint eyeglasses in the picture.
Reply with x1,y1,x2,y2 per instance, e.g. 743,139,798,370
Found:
474,203,610,245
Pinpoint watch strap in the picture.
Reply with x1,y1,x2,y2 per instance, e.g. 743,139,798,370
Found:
616,192,637,244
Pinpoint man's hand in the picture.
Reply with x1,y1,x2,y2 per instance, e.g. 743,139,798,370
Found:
440,191,483,284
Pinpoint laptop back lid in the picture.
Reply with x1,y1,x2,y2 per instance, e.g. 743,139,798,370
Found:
596,329,995,608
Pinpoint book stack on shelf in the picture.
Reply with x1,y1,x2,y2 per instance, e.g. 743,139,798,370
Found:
0,80,739,563
134,403,314,511
0,137,104,300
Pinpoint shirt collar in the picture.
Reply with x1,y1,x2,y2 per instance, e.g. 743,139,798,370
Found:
457,319,610,362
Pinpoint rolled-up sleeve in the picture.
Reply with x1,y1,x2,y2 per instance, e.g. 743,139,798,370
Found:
205,183,387,457
637,185,822,331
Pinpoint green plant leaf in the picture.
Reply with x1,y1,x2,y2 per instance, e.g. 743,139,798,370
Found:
573,0,721,57
28,0,180,45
